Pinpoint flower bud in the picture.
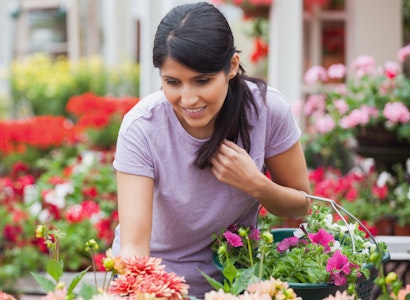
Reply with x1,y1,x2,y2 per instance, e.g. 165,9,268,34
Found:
262,231,273,244
85,239,99,252
238,228,247,237
103,257,114,271
55,281,65,290
35,225,45,239
217,244,227,256
385,272,398,284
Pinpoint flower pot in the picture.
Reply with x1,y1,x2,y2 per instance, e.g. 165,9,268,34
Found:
374,216,396,236
393,223,410,236
354,126,410,172
271,228,390,300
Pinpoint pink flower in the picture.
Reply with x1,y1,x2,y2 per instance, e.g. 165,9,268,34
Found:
397,44,410,62
350,55,377,78
303,94,326,115
223,231,243,247
304,66,328,85
383,102,410,124
41,288,67,300
249,228,260,241
339,105,379,128
396,284,410,300
0,291,16,300
315,115,336,133
109,256,189,299
334,99,349,115
327,64,346,79
277,236,300,252
384,61,400,79
308,228,335,251
326,250,351,286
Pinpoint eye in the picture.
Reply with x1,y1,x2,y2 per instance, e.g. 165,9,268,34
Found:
164,79,180,86
196,78,210,85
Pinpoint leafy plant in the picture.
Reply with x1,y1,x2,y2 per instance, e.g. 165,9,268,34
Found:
209,203,388,298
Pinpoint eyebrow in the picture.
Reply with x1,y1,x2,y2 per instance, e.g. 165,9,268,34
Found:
160,72,218,79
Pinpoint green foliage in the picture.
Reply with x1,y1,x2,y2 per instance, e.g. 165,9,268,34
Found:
8,53,139,117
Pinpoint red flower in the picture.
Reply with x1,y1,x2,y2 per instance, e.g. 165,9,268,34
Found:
250,37,269,63
3,224,23,242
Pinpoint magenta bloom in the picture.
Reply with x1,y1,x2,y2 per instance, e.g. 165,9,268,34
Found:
308,228,335,252
249,228,261,241
277,236,300,252
326,250,351,286
223,231,243,247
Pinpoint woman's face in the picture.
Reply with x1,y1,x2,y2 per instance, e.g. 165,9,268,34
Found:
160,55,239,139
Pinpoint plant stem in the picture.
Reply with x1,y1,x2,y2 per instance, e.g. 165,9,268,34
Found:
246,236,253,266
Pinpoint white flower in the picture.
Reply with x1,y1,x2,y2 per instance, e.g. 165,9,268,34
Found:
294,225,307,238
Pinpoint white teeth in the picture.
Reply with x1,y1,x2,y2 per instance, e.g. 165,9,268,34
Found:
184,107,204,113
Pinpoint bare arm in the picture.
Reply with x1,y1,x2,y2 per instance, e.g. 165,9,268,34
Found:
210,140,310,218
116,171,154,258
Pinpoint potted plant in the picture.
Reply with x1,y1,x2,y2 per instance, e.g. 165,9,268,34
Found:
206,201,389,299
390,162,410,235
302,44,410,172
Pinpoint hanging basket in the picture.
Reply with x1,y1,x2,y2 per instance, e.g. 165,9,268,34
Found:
239,4,270,19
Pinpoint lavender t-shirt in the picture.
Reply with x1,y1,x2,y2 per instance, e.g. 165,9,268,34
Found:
112,81,301,298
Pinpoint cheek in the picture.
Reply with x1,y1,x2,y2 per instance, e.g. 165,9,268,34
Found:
162,88,179,105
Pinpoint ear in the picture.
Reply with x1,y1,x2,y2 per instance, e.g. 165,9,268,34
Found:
228,53,240,79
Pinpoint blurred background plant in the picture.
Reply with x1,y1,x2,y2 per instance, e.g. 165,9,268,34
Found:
0,149,118,292
7,53,139,117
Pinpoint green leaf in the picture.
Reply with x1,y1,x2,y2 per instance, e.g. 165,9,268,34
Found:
67,266,91,294
30,272,56,292
77,283,99,300
231,266,256,295
222,263,237,286
47,259,64,282
197,269,224,292
376,295,395,300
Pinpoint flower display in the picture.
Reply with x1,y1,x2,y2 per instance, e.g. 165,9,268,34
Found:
308,158,410,234
302,44,410,168
8,53,140,116
0,149,118,290
209,203,388,299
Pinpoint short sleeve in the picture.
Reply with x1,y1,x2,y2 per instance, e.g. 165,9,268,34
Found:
264,88,301,158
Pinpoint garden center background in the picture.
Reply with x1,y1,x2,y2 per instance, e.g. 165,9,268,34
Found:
0,0,409,299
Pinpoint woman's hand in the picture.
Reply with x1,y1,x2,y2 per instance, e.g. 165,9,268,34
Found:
210,139,264,194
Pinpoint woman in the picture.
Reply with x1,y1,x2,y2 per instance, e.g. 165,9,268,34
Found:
112,2,310,298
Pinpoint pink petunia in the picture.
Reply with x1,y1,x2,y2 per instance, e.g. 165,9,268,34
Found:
224,231,243,247
326,250,351,286
308,228,335,252
249,228,261,241
277,236,300,252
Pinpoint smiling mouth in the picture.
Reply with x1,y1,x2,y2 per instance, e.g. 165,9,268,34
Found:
182,106,206,113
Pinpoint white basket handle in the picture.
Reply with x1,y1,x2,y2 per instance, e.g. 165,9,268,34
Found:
306,194,379,253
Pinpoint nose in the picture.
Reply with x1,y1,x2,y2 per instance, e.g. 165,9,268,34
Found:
180,86,199,107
